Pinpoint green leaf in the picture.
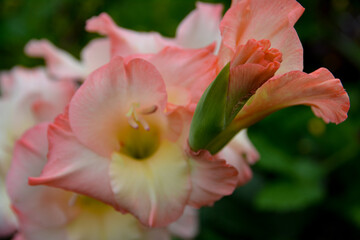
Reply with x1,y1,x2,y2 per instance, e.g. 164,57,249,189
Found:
255,181,324,211
188,63,230,152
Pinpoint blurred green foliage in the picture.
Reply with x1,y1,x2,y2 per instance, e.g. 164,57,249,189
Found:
1,0,360,239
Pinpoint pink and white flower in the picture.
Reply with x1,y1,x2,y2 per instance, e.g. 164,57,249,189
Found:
29,57,238,227
7,123,198,240
0,67,75,236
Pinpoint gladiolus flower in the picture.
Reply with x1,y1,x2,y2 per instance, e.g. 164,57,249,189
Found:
29,57,238,227
188,0,349,182
0,67,75,236
7,123,198,240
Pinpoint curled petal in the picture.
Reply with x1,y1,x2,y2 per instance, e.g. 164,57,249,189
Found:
219,0,304,74
25,40,85,79
217,130,259,186
218,147,253,186
234,68,350,129
226,40,282,120
86,13,173,56
175,2,223,50
109,140,191,227
69,57,167,157
187,148,238,208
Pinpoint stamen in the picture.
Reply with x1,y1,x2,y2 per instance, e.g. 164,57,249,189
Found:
128,117,139,129
126,102,153,130
141,105,158,115
68,193,78,207
125,105,134,118
138,115,150,131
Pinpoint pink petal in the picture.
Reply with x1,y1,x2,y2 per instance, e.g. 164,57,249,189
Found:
109,140,191,227
13,234,25,240
6,123,70,239
217,130,259,186
80,38,111,75
28,113,119,209
0,71,14,97
148,46,217,109
228,129,259,165
25,40,85,79
235,68,350,128
218,0,304,74
86,13,174,57
6,123,72,229
0,67,75,152
226,39,283,118
187,148,238,208
69,57,167,157
8,67,75,122
168,206,199,239
0,181,17,237
175,2,223,50
7,123,171,239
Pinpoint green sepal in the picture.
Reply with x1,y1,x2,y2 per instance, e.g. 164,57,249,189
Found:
188,63,230,152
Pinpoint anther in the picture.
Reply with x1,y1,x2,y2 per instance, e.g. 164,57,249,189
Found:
128,117,139,129
141,105,158,115
138,116,150,131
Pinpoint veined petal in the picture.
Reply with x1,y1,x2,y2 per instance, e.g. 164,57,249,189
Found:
234,68,350,129
219,0,304,74
86,13,173,56
25,40,85,79
187,148,238,208
175,2,223,50
28,113,119,209
148,46,217,109
69,57,167,157
109,140,191,227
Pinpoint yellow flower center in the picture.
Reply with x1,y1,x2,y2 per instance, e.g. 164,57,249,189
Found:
120,103,161,160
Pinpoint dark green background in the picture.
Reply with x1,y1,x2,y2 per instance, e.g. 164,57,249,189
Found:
1,0,359,239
